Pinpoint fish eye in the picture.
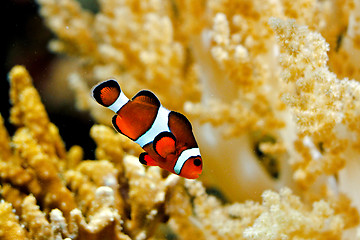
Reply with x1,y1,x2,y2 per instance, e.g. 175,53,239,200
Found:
193,158,201,166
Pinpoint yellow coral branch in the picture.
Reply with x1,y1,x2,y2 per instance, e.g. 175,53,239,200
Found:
9,65,66,160
0,115,12,161
21,195,53,239
0,200,27,240
13,128,77,218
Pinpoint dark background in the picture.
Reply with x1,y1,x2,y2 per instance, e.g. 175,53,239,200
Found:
1,0,96,159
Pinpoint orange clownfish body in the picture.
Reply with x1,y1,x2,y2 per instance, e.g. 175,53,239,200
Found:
92,79,202,179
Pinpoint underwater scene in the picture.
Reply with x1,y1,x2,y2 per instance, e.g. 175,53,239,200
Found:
2,0,360,239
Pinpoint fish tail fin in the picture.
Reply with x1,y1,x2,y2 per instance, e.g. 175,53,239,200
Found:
92,79,129,113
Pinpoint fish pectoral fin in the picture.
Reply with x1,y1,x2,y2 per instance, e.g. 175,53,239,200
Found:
139,152,157,166
153,131,176,158
112,114,137,140
112,114,123,134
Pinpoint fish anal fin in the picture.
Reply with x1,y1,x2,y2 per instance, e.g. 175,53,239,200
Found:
139,152,157,166
132,90,160,107
153,131,176,158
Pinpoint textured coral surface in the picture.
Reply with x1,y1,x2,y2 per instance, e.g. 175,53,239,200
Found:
0,64,356,239
3,0,360,239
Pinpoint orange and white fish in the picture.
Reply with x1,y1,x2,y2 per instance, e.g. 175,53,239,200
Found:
92,79,202,179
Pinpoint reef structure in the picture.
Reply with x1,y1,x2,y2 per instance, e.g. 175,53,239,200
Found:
0,65,359,239
32,0,360,206
3,0,360,238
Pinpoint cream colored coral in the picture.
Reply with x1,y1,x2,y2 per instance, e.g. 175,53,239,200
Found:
21,195,53,239
36,0,97,56
5,0,360,238
69,187,131,240
37,0,201,113
34,0,360,206
1,66,359,239
90,124,142,168
35,0,286,201
123,155,179,239
269,18,360,217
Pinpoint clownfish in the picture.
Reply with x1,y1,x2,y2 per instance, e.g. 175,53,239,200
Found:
92,79,202,179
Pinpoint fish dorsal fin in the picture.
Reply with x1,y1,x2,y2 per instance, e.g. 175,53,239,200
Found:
153,131,176,158
132,90,160,108
92,79,121,107
139,152,158,166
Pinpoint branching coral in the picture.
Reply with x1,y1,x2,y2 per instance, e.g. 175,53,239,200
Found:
269,18,360,218
5,0,360,238
33,0,360,195
243,188,352,239
36,0,201,111
1,65,358,239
